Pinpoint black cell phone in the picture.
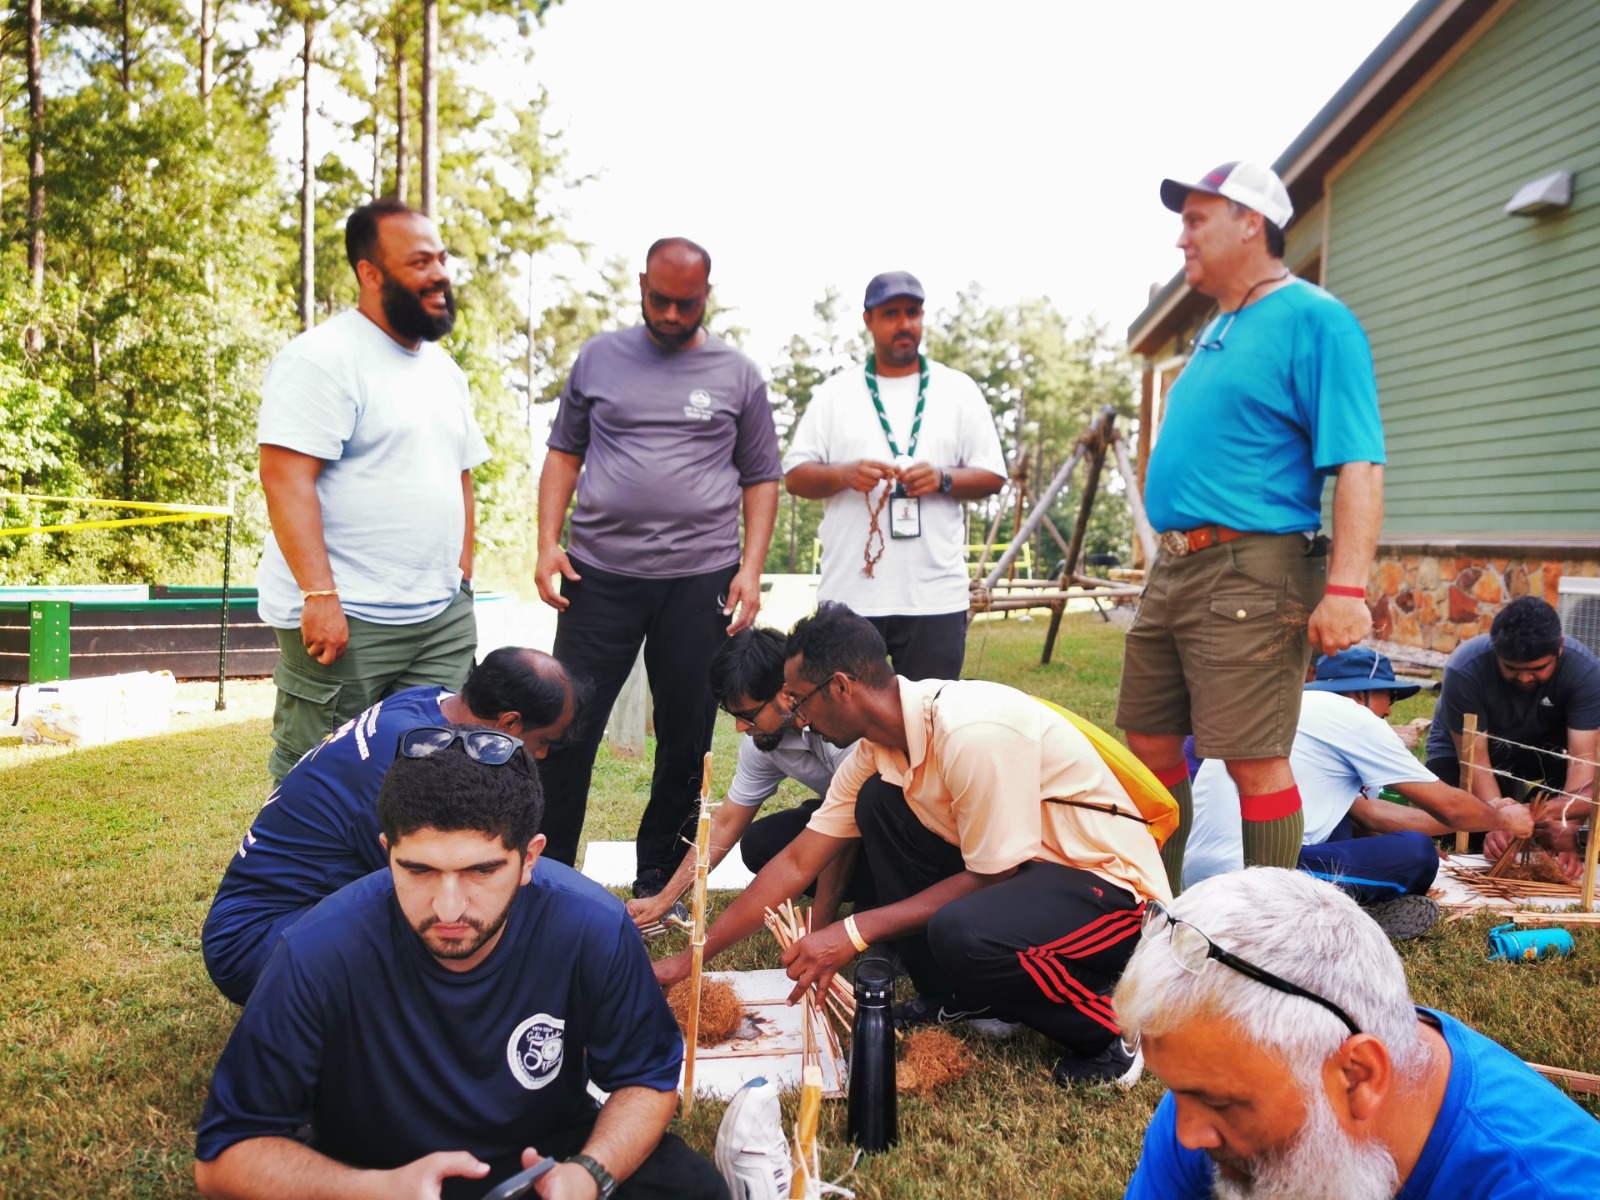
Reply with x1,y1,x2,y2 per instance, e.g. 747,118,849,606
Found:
482,1156,556,1200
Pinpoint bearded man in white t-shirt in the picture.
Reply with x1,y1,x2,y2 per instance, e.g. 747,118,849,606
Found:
783,271,1006,680
256,199,488,781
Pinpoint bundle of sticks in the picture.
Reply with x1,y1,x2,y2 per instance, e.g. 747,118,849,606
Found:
763,899,855,1064
791,994,825,1198
1441,858,1581,901
1485,792,1556,881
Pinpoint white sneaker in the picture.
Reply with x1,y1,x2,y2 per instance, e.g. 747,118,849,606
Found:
715,1076,793,1200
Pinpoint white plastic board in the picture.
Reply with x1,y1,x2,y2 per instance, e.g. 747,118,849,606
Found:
580,840,755,891
679,970,848,1100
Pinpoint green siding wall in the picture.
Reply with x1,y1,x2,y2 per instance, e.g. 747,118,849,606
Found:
1327,0,1600,535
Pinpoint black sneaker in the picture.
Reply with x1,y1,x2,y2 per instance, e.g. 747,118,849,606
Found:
1053,1039,1143,1089
892,993,1020,1040
1362,895,1441,940
632,868,669,901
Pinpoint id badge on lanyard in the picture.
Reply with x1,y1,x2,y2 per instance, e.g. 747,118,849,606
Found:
866,355,929,542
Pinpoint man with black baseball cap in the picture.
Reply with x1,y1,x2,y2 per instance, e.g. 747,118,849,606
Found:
1118,160,1388,893
783,271,1005,680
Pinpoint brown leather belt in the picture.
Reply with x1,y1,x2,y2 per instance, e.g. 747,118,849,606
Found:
1160,525,1252,557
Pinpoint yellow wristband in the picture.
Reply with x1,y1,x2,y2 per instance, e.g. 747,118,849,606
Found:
843,914,869,954
301,589,339,600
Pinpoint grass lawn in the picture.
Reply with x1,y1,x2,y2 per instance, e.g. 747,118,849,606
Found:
2,616,1597,1199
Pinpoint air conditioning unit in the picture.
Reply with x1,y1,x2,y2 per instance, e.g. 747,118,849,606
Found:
1558,576,1600,658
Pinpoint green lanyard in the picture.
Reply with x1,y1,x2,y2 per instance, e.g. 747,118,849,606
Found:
864,353,930,460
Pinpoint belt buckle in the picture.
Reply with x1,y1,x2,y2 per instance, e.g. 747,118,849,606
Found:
1161,530,1191,558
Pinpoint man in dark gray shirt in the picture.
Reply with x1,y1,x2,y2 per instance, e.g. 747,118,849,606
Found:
536,237,781,895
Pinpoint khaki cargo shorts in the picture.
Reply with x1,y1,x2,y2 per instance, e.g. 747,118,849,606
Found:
1115,532,1326,760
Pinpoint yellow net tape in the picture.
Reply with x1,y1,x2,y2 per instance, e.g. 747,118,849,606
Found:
0,491,232,537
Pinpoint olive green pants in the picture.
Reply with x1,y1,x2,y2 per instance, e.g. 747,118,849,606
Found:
267,590,477,781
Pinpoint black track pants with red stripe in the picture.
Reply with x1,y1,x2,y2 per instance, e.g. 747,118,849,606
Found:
855,774,1143,1057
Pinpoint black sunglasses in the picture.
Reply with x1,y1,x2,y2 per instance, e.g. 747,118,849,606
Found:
398,726,529,773
1142,901,1361,1037
720,695,780,725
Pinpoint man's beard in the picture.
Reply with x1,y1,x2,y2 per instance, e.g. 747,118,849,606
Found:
644,307,704,349
381,273,456,342
414,895,514,962
877,333,920,370
751,727,784,753
1211,1085,1399,1200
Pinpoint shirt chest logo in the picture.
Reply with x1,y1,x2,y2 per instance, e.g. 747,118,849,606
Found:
683,389,714,422
506,1013,566,1090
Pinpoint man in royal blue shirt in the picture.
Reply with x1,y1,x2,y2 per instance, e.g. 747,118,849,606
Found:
196,725,725,1200
202,646,590,1005
1118,160,1386,893
1117,868,1600,1199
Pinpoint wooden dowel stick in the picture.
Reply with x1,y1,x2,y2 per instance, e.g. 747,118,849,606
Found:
1456,713,1478,855
682,752,714,1116
1584,769,1600,913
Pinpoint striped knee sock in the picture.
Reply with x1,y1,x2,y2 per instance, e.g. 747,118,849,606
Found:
1154,762,1192,896
1240,785,1304,870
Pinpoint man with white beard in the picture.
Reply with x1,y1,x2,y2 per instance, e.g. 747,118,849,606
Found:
1116,869,1600,1198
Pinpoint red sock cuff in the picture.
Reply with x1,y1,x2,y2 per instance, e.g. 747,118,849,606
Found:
1154,762,1190,789
1240,785,1302,822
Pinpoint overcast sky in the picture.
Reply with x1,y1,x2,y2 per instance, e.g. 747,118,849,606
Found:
496,0,1419,364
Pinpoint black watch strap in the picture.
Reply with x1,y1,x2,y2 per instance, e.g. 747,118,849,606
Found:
567,1152,617,1199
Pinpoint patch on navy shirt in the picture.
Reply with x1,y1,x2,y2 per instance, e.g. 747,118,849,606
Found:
506,1014,566,1090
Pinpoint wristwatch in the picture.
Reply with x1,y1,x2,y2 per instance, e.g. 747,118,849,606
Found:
938,470,954,494
567,1152,617,1199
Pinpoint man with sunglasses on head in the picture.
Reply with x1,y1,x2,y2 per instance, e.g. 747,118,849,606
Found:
1118,868,1600,1199
535,237,781,903
656,602,1172,1087
258,198,488,783
1119,161,1386,895
202,646,603,1005
1425,596,1600,874
1182,647,1531,939
197,726,726,1200
625,627,869,934
783,271,1006,682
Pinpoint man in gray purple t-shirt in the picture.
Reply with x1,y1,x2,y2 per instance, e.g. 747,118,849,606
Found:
535,237,781,893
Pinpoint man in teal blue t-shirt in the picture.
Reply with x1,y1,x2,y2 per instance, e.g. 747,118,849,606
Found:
1116,160,1386,893
1118,869,1600,1200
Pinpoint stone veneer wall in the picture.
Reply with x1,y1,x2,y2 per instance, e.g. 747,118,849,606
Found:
1365,542,1600,653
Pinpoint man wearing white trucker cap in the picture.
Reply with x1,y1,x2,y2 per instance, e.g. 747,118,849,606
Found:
1117,161,1386,893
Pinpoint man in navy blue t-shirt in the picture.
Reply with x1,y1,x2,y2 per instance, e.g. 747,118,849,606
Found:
196,725,725,1200
1425,597,1600,872
1116,869,1600,1199
202,646,592,1005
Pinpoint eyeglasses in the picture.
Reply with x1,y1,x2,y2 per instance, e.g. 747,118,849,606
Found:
1141,900,1361,1037
785,674,846,722
720,695,778,725
1189,310,1239,352
398,726,530,773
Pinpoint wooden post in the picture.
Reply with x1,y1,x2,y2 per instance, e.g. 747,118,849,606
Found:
682,752,714,1116
1041,430,1107,665
607,649,647,758
1110,429,1159,567
1583,769,1600,913
1456,713,1478,854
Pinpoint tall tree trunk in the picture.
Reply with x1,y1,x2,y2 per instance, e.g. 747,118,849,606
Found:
200,0,219,455
393,28,408,202
299,15,315,330
420,0,437,217
199,0,215,113
120,0,133,96
122,387,138,499
25,0,43,353
525,257,536,424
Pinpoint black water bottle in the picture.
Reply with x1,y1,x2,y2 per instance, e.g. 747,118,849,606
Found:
847,959,897,1151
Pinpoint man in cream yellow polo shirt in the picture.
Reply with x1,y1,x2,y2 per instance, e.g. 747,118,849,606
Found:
656,602,1169,1088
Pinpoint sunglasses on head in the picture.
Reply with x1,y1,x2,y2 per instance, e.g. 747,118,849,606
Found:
398,726,529,772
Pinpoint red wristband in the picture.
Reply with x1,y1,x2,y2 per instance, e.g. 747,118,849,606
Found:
1325,584,1366,599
